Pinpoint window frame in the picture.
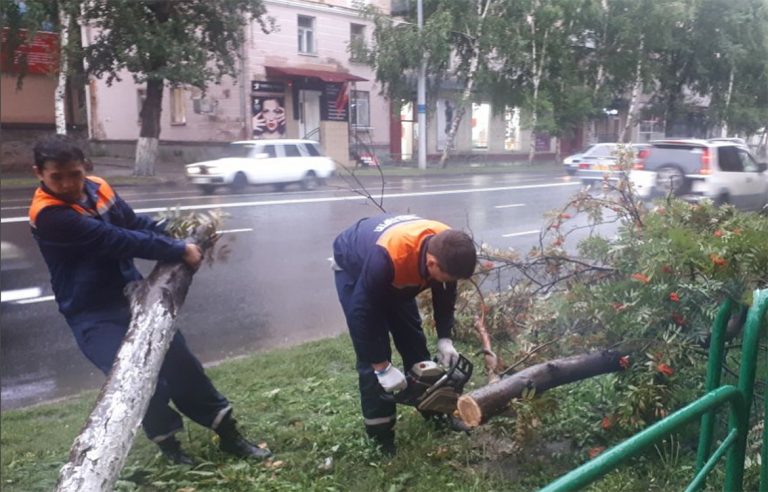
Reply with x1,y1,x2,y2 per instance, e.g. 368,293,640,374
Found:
349,23,366,62
298,15,316,54
136,89,146,125
350,90,370,128
170,87,187,126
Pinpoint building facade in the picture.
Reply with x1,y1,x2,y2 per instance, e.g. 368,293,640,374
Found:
83,0,390,166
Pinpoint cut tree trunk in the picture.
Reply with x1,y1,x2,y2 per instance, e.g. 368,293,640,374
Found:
55,228,215,492
135,78,164,176
457,350,625,427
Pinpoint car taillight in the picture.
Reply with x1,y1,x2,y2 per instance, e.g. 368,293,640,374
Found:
700,148,711,174
579,163,590,169
633,148,650,170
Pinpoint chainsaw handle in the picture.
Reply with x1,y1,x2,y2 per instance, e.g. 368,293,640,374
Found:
380,389,412,404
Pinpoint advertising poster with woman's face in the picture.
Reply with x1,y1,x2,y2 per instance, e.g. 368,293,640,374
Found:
252,97,286,138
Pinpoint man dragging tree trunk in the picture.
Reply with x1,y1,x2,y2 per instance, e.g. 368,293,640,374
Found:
28,135,271,464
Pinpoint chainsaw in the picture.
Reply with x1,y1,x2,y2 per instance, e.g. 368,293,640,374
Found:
381,354,473,415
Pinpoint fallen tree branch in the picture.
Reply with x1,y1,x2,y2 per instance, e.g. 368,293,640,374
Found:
468,278,499,383
457,350,626,427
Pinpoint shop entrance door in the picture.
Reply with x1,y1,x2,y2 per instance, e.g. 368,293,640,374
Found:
299,90,321,140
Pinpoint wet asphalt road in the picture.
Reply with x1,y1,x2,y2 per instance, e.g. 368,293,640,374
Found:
0,171,593,409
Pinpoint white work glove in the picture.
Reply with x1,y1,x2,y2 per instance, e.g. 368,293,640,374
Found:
374,363,407,393
437,338,460,368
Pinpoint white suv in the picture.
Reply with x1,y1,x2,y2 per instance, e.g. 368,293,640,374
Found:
630,139,768,211
186,139,336,194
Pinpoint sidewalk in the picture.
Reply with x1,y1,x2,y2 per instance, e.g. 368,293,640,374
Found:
1,156,185,191
1,156,563,191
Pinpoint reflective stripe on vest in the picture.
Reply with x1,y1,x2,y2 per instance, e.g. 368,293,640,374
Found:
28,176,117,228
375,219,450,289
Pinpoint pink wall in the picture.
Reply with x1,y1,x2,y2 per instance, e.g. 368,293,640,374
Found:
1,74,56,124
85,0,390,148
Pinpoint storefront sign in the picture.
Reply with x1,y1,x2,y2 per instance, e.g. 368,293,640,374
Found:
321,82,349,122
0,28,59,75
251,80,285,93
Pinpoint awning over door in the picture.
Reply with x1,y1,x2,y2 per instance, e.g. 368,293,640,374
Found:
265,66,367,83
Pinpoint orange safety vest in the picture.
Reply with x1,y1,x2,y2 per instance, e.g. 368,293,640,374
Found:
29,176,116,229
375,219,450,289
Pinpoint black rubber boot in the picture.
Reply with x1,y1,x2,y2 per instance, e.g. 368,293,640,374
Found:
216,414,272,459
156,436,195,465
367,429,396,457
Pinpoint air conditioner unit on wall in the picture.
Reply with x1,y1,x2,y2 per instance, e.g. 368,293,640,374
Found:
193,98,218,114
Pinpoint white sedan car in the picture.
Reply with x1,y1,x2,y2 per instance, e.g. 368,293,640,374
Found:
186,139,336,194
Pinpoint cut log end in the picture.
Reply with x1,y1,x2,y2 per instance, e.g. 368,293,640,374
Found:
457,394,482,428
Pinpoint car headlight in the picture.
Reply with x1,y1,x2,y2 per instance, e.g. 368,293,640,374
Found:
187,166,201,175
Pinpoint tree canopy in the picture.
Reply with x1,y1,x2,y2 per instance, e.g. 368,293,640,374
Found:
361,0,768,147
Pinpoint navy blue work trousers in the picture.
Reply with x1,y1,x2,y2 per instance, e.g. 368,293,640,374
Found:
66,302,230,441
334,270,430,437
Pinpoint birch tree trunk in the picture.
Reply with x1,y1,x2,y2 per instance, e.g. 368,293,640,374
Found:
584,0,607,147
439,0,495,169
620,37,644,143
720,66,735,138
526,2,548,165
457,351,625,427
55,227,216,491
55,2,70,135
55,264,194,491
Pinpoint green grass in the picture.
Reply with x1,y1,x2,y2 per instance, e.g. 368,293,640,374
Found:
1,335,736,492
0,175,175,190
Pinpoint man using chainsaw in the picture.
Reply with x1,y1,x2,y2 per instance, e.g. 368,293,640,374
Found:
332,214,477,455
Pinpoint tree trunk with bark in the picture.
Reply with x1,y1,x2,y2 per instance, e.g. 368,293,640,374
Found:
620,37,644,143
720,66,735,138
55,226,216,492
457,350,625,427
439,0,495,169
55,2,70,135
135,78,164,176
527,2,549,165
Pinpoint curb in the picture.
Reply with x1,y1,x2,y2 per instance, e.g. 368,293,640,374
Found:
0,176,181,192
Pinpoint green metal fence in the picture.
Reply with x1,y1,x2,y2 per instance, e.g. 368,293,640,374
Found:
541,288,768,492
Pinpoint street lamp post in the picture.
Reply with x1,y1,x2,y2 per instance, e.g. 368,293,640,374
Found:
417,0,427,170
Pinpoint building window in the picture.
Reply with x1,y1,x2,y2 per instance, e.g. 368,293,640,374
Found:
350,90,370,128
298,15,315,54
136,89,146,124
350,23,366,62
471,103,490,149
170,87,186,125
504,106,520,151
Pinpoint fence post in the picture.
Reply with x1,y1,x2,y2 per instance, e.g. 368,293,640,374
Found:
697,299,735,470
724,289,768,491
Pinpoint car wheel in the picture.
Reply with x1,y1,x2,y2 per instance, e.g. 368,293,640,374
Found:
231,172,248,192
714,193,730,206
198,184,216,195
301,171,319,190
655,166,688,196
